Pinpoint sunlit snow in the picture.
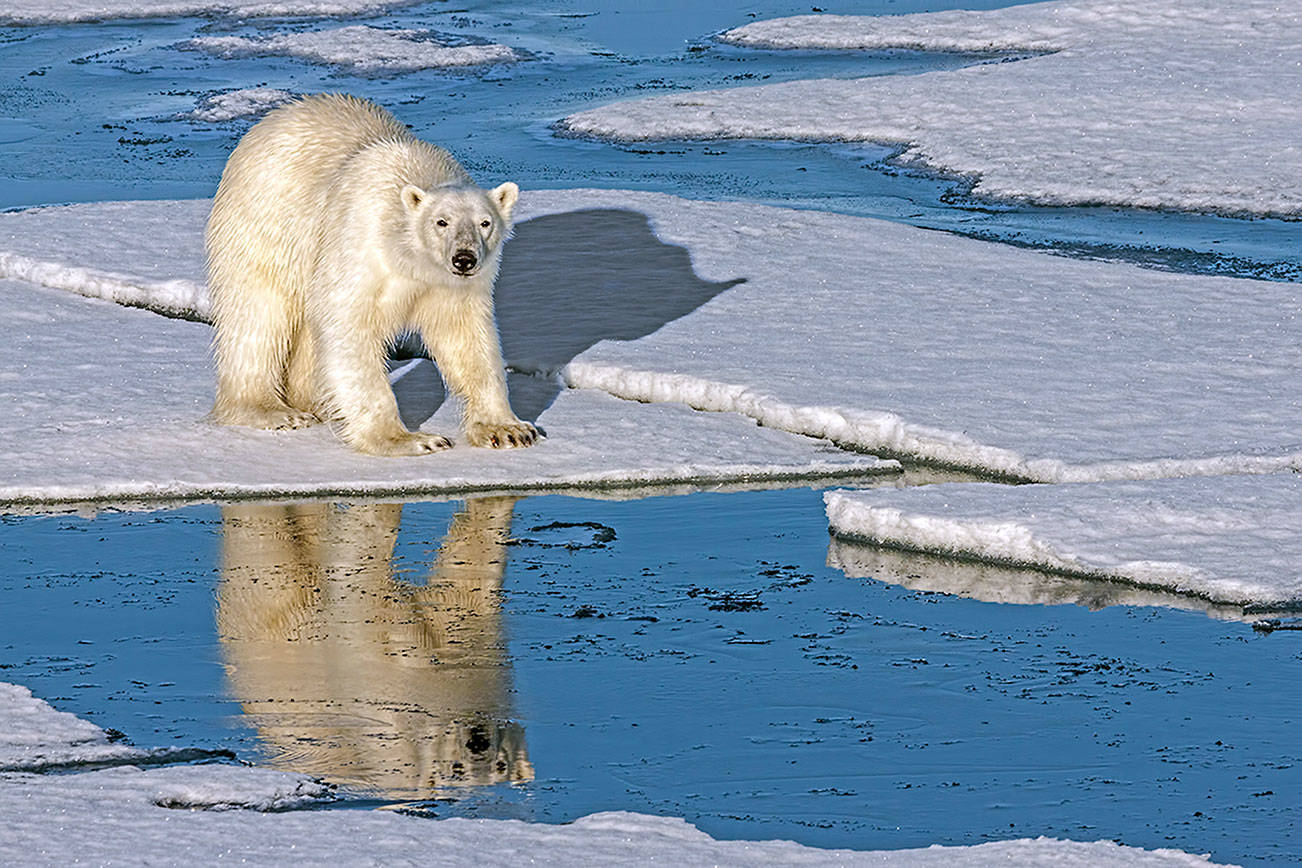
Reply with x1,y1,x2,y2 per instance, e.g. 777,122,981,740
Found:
1,192,1297,486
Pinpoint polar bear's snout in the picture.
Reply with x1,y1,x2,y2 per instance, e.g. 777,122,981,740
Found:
451,248,478,275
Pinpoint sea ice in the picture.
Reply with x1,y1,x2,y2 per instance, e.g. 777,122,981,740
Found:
189,26,518,73
826,473,1302,610
0,0,412,25
0,681,1226,866
0,192,1296,485
562,0,1302,217
188,88,295,123
0,255,888,505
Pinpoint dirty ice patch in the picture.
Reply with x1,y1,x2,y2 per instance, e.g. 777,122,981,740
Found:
188,88,294,123
564,0,1302,217
825,473,1302,611
0,274,888,506
190,26,518,73
0,0,412,25
0,192,1298,483
0,685,1226,867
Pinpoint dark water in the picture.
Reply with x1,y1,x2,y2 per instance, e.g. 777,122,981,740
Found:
2,489,1298,865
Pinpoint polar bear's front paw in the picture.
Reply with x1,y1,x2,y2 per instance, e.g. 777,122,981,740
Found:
216,403,319,430
361,432,454,457
466,419,539,449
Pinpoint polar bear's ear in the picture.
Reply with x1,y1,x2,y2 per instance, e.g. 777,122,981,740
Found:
401,185,426,212
491,182,519,220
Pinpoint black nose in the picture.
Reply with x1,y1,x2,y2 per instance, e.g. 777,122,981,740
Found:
452,250,477,272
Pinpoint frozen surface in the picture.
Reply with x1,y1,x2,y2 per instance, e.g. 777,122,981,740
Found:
0,682,1226,867
189,26,518,73
0,683,147,771
0,192,1297,484
188,88,295,123
826,473,1302,608
564,0,1302,217
0,244,887,505
0,0,412,25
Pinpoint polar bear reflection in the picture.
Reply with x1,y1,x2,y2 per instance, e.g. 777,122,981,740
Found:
217,497,532,799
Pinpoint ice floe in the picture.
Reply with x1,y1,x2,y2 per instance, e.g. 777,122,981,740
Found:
189,26,518,73
0,0,410,25
0,191,1296,487
0,199,893,505
188,88,295,123
563,0,1302,217
0,682,1226,866
826,472,1302,611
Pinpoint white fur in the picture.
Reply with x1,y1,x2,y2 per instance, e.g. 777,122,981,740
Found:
206,93,536,455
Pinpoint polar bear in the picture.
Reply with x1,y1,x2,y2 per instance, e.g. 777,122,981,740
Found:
206,93,537,456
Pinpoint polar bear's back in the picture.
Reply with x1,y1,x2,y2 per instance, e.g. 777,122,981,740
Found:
206,94,461,314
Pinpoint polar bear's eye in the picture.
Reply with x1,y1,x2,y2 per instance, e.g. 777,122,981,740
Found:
480,220,491,229
436,219,448,227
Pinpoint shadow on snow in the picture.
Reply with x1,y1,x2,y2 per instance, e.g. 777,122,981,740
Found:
391,208,743,430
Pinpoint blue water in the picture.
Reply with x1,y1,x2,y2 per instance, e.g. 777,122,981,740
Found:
2,490,1298,865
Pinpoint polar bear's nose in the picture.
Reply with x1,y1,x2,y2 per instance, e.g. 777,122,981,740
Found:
452,250,478,273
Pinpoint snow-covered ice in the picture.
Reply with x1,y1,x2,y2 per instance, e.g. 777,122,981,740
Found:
189,26,518,73
563,0,1302,217
0,0,412,25
826,473,1302,610
1,191,1296,487
0,193,903,504
187,88,295,124
0,276,886,503
1,682,149,771
0,682,1227,866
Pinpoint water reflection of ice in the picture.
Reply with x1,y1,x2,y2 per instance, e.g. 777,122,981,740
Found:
827,538,1273,623
217,497,532,799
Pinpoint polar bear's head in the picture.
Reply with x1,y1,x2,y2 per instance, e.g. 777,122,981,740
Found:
400,181,519,283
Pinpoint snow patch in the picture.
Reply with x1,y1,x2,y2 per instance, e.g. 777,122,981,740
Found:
565,0,1302,216
0,683,146,771
190,26,518,73
826,473,1302,609
188,88,294,123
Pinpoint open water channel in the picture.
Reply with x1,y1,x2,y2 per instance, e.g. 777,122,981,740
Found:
1,1,1299,864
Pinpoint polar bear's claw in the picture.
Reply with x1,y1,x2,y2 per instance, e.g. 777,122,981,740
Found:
467,419,538,449
361,432,454,456
215,404,319,431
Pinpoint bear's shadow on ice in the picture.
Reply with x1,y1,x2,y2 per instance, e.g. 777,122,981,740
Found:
392,208,744,431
